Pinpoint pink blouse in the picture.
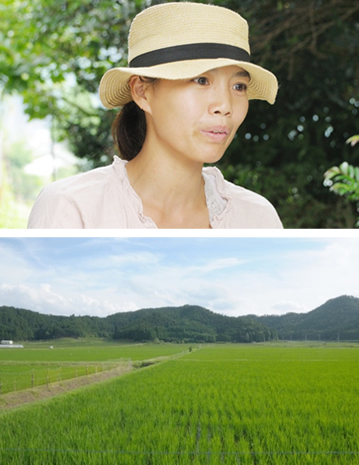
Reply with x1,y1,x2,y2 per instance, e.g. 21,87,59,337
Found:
27,156,283,229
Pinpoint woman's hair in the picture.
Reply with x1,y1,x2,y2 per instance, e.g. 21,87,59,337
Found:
111,77,156,161
112,101,146,161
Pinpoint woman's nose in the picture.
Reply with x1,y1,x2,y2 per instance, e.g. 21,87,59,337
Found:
208,87,232,116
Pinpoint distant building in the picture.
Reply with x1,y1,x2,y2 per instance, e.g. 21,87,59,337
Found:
0,340,23,348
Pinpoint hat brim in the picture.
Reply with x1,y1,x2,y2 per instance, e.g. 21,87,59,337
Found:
99,58,278,109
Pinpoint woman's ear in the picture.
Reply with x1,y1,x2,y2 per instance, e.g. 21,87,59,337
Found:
129,75,151,113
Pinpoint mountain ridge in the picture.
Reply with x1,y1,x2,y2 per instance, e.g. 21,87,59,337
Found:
251,295,359,340
0,303,275,343
0,295,358,342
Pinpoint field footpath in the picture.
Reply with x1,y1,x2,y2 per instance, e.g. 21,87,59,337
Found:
0,347,196,412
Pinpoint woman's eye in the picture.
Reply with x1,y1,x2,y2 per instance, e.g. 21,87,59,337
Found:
234,83,247,92
194,77,208,85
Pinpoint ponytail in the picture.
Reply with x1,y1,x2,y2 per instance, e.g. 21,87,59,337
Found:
112,101,147,161
111,77,157,160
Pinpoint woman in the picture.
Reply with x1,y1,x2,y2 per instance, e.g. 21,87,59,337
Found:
28,2,283,229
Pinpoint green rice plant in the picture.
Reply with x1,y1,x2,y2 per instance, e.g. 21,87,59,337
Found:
0,344,358,464
0,341,193,363
0,362,118,395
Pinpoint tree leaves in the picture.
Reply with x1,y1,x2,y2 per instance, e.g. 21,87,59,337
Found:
324,157,359,226
346,135,359,147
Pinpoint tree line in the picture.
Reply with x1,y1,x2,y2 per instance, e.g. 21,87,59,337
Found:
1,296,358,343
0,304,276,343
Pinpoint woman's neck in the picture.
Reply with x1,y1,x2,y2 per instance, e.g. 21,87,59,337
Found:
125,147,210,228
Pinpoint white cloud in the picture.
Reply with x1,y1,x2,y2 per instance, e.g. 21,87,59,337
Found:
192,257,247,273
1,283,39,306
109,251,161,267
0,237,358,318
0,283,136,317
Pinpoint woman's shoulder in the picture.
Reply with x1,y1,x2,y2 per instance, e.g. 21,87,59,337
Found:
39,156,127,196
203,166,283,229
27,157,130,228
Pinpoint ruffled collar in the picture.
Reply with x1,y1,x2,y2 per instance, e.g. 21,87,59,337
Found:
112,156,231,227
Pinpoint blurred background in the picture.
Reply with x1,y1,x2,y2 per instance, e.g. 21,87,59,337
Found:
0,0,358,228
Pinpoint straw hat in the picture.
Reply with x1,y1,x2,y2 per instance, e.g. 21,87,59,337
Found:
99,2,278,108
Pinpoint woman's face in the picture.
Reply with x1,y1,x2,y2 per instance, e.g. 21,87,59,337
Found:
137,65,250,166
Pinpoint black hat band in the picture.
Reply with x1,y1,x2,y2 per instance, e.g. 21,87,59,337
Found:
130,43,251,68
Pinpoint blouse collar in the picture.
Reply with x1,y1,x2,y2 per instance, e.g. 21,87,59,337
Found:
113,156,230,227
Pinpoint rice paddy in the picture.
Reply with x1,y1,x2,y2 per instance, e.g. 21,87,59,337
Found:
0,342,358,464
0,340,192,395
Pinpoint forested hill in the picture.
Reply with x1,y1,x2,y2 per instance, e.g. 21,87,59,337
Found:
252,295,359,341
1,296,358,343
0,305,276,343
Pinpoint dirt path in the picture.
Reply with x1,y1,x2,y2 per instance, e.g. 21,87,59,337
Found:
0,351,192,413
0,364,133,412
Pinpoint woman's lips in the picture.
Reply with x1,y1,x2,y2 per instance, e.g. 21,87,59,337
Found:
200,126,231,142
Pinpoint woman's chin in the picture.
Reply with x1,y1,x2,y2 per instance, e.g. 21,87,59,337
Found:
200,151,226,165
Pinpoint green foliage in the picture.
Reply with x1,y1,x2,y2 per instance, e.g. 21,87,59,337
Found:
347,135,359,147
324,161,359,199
0,0,144,166
0,138,40,228
324,135,359,226
0,180,30,228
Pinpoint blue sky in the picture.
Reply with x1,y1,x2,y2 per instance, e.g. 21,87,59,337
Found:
0,237,358,317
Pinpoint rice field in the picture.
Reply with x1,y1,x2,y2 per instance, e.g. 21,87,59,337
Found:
0,342,358,464
0,340,192,394
0,362,121,395
0,339,193,363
